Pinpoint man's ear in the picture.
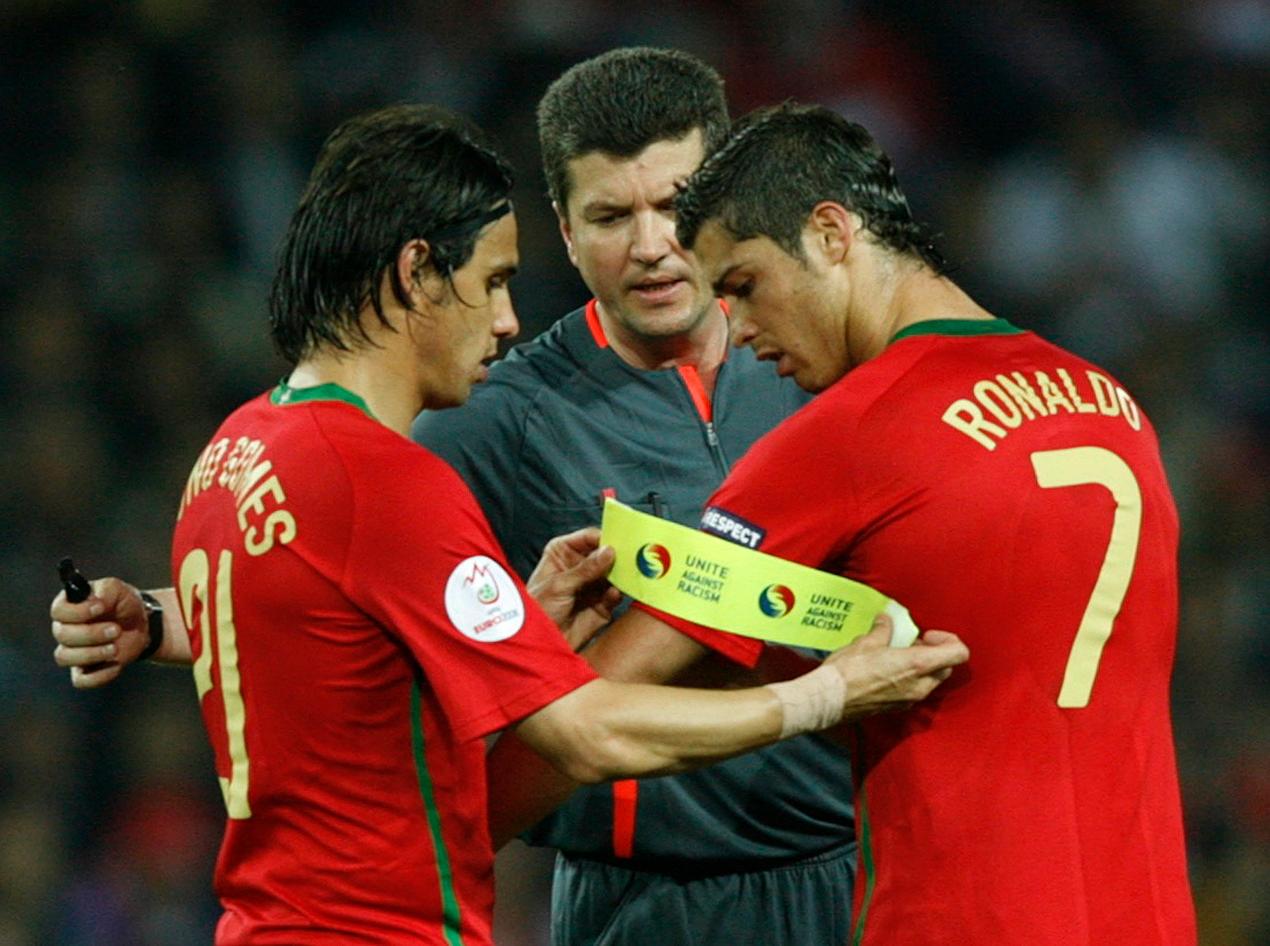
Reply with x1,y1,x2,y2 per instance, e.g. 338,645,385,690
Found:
395,238,444,309
397,239,431,290
554,201,580,268
807,201,854,264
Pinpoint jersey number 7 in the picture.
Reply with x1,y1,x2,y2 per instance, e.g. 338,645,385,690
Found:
179,547,252,819
1031,446,1142,709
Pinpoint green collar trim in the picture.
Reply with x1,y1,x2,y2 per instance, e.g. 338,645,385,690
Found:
270,380,376,419
889,318,1024,345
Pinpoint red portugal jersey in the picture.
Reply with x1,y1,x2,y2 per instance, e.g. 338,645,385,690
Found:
171,382,598,945
650,320,1195,944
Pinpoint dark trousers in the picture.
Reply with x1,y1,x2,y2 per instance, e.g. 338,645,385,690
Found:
550,843,857,946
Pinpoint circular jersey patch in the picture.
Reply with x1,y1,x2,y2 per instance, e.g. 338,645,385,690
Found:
444,556,525,642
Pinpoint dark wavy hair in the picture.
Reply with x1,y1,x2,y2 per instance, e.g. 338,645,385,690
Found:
537,47,728,212
676,102,946,272
269,104,514,364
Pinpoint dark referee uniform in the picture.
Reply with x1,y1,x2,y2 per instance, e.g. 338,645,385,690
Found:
414,303,855,946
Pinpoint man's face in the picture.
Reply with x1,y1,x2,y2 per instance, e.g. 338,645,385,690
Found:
693,218,850,393
414,211,520,409
557,130,715,340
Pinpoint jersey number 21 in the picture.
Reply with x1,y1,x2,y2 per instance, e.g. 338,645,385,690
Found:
179,547,252,819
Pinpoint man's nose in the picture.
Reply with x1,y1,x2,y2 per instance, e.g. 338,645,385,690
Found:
729,313,758,347
493,295,520,340
630,211,673,264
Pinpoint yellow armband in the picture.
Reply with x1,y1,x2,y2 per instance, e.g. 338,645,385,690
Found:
599,499,917,650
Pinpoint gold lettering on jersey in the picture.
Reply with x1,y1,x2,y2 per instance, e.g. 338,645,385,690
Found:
180,438,230,515
220,437,268,496
1058,369,1097,413
997,372,1047,419
973,379,1023,429
1036,371,1075,414
1117,387,1142,431
1087,371,1119,416
177,436,297,555
941,367,1143,451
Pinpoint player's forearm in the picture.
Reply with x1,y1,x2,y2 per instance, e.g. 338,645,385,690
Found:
505,620,969,809
143,587,192,664
517,678,784,784
583,606,710,681
590,681,786,776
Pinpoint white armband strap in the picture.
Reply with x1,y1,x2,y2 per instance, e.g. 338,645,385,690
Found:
766,664,848,739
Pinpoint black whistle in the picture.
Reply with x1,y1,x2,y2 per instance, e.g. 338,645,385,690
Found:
58,557,92,603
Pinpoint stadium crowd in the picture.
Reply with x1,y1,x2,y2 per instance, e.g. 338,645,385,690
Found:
1,1,1265,943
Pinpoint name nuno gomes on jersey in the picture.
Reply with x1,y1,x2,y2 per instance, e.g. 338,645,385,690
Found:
178,435,297,557
942,364,1143,451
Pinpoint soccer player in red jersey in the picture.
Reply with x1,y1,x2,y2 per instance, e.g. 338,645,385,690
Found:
51,103,968,945
622,102,1192,944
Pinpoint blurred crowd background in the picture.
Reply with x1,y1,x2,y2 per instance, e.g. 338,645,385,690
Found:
1,1,1266,943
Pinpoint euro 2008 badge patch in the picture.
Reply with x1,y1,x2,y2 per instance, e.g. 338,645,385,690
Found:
445,556,525,642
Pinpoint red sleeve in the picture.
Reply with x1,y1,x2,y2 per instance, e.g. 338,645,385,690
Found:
631,601,764,668
341,437,598,742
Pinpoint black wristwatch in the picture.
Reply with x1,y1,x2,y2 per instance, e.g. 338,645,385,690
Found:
138,591,165,661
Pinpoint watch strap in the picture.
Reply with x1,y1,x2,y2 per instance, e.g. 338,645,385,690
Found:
138,590,165,661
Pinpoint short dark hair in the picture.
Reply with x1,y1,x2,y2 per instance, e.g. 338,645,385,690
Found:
537,47,729,211
269,104,514,364
676,103,946,273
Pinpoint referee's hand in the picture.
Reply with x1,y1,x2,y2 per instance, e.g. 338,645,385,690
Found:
527,527,623,650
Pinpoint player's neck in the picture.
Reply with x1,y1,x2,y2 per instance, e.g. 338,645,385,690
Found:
598,299,730,392
286,351,418,436
887,267,993,337
854,261,993,361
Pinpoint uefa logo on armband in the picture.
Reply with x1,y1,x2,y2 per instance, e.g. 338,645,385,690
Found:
758,584,796,618
636,543,672,579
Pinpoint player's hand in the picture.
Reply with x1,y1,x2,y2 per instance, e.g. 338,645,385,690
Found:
527,527,623,650
50,577,150,689
824,613,968,719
